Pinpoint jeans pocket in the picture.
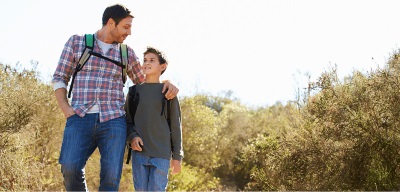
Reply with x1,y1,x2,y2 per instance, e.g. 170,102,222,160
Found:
65,114,78,127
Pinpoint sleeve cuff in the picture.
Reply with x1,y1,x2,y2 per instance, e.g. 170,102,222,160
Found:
53,81,67,91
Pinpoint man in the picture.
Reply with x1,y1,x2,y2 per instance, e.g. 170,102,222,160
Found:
52,4,178,191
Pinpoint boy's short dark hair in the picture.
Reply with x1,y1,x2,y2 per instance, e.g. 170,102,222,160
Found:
102,4,134,26
144,46,168,75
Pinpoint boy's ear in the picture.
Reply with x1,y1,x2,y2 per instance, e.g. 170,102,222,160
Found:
161,63,168,71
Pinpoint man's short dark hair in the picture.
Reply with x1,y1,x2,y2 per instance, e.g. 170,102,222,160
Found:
102,4,134,26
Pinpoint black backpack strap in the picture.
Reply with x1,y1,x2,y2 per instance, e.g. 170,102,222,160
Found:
161,89,172,128
126,85,139,164
167,99,172,151
89,43,128,83
161,90,173,152
167,99,171,128
68,34,129,98
68,34,94,98
126,144,132,164
128,85,139,120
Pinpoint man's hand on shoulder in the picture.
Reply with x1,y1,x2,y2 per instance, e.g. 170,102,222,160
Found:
162,80,179,100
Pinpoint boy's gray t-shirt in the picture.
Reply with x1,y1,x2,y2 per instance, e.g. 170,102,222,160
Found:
126,83,183,161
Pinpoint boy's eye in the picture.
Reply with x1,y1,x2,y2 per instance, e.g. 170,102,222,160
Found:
143,59,155,63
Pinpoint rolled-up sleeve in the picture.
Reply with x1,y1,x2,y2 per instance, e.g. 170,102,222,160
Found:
127,48,145,85
52,35,76,86
53,81,67,91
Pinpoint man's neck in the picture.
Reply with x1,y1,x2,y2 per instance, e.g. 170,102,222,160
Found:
96,28,114,44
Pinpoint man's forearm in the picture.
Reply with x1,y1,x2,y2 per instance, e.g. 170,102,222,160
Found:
55,88,76,118
55,88,70,110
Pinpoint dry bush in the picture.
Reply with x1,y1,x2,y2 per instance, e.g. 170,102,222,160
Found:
0,63,65,191
234,51,400,191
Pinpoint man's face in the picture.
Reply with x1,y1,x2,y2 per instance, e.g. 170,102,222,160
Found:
110,17,133,43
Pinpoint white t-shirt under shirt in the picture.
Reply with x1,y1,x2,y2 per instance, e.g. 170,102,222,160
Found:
53,38,113,114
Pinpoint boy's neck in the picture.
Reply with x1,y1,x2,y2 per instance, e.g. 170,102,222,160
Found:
144,75,161,83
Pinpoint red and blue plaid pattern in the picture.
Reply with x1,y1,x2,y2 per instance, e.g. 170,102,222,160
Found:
52,34,145,122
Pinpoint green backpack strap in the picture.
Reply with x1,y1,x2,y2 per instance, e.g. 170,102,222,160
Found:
78,34,94,67
120,43,128,83
85,34,94,48
68,34,128,98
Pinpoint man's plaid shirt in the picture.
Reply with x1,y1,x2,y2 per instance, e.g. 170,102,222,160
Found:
52,34,145,122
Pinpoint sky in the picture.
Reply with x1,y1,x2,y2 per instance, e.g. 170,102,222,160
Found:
1,0,400,107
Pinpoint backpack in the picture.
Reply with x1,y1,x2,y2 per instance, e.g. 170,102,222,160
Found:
125,85,172,164
68,34,128,98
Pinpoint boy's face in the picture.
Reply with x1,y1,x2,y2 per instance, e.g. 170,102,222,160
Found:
143,53,166,76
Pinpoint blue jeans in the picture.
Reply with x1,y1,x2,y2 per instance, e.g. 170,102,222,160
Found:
132,151,170,191
59,114,126,191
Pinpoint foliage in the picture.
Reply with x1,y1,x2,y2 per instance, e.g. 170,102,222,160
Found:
3,47,400,191
230,50,400,191
299,60,400,190
0,63,65,191
234,134,281,190
180,95,223,172
167,162,220,191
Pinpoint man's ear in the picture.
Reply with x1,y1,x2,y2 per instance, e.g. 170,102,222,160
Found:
108,18,115,26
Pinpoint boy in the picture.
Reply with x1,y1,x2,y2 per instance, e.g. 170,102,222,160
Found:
125,46,184,191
